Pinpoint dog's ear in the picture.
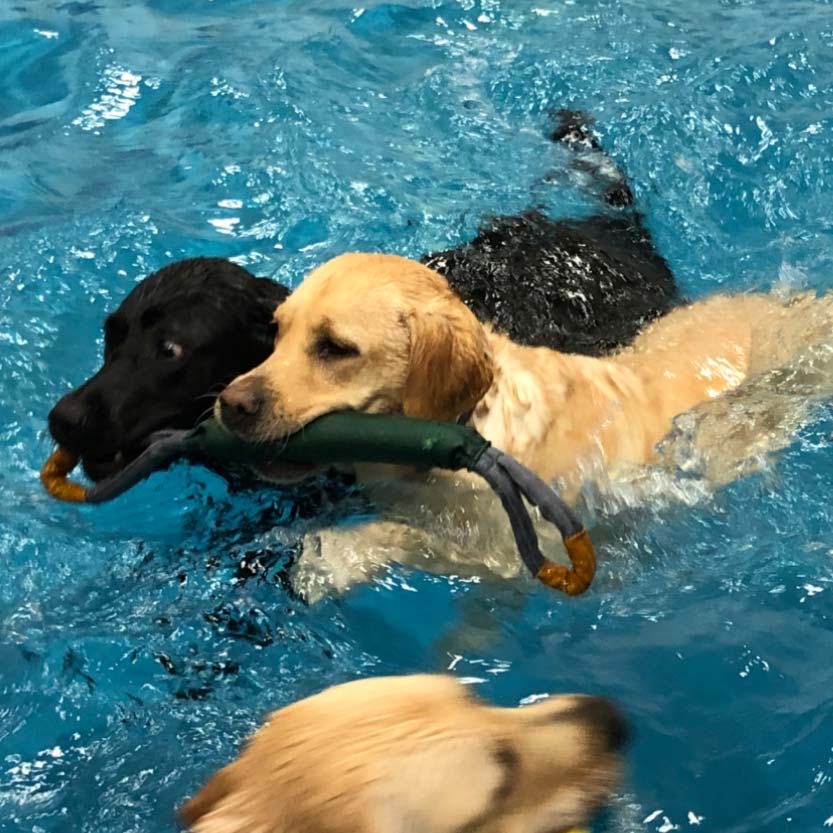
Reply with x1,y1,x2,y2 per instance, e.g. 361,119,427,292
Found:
403,294,493,421
254,277,290,310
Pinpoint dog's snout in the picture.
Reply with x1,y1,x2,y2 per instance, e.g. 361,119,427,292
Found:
573,697,629,752
219,377,265,430
48,395,92,449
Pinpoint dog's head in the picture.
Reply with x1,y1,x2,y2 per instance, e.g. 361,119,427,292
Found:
180,674,628,833
216,253,494,442
48,258,288,480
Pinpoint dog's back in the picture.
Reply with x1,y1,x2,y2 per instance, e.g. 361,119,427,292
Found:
620,290,833,390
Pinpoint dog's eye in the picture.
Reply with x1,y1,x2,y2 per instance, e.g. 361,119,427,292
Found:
160,340,184,360
316,336,359,361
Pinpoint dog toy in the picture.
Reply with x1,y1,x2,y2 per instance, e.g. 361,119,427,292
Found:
40,412,596,595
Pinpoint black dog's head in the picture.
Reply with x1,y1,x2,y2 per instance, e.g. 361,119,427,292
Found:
48,257,289,481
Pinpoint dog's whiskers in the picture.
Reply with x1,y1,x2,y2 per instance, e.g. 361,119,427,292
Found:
193,405,217,427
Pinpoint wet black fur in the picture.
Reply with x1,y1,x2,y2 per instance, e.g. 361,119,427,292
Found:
425,209,676,356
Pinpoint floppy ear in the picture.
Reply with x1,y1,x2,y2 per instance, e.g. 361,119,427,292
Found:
403,294,494,421
254,276,290,309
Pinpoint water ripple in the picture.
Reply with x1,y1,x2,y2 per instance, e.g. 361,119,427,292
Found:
2,2,833,832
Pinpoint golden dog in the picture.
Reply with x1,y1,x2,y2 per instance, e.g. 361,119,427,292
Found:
180,675,627,833
217,253,833,596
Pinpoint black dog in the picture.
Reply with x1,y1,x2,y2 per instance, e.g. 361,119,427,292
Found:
48,111,677,481
48,262,288,481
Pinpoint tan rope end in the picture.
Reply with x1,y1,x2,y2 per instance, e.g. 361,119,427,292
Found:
536,528,596,595
40,447,88,503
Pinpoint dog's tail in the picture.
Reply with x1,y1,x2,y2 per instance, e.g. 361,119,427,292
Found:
547,109,635,209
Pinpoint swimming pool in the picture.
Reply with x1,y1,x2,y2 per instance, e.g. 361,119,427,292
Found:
2,0,833,830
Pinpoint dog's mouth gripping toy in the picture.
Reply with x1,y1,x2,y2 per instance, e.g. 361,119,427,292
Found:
40,411,596,596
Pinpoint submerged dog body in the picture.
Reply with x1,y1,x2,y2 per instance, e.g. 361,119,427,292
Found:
217,253,833,594
474,291,833,494
180,675,627,833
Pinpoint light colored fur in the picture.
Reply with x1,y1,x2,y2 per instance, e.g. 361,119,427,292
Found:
218,253,833,598
180,675,623,833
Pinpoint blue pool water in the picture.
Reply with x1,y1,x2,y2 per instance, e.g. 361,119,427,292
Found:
2,1,833,831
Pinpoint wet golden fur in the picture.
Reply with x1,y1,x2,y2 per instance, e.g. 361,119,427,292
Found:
217,253,833,596
180,675,624,833
221,254,831,484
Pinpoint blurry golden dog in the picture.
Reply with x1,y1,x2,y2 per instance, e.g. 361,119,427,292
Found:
180,674,627,833
217,253,833,596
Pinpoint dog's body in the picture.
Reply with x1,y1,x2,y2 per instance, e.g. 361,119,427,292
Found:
474,291,833,494
48,112,676,480
426,210,676,357
217,253,833,597
180,675,627,833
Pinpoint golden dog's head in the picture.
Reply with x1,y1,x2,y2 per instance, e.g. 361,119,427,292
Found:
215,253,494,441
180,674,628,833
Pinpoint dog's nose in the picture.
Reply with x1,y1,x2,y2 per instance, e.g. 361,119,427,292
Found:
573,697,630,752
48,395,92,449
219,377,265,430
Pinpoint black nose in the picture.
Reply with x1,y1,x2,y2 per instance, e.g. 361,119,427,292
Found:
574,697,629,752
49,395,93,450
219,377,264,432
